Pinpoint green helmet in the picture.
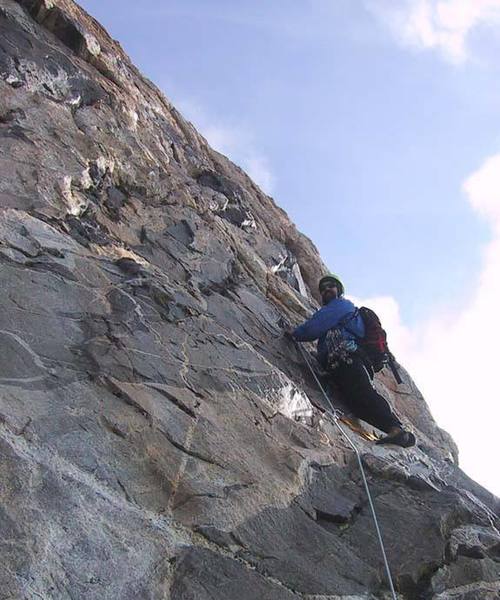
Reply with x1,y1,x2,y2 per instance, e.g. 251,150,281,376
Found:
318,273,344,296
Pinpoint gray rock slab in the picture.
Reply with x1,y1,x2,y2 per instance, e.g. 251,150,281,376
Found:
170,547,298,600
430,556,500,595
228,504,378,595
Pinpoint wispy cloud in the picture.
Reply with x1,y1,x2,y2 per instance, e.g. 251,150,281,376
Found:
170,97,275,194
463,153,500,231
244,156,275,195
365,0,500,63
356,153,500,495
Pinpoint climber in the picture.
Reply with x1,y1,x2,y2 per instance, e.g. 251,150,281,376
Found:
285,274,415,447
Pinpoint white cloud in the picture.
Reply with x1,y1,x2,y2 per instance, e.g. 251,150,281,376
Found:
172,97,275,194
463,153,500,231
365,0,500,63
244,156,275,195
356,153,500,496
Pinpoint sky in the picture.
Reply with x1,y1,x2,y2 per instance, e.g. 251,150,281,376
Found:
78,0,499,496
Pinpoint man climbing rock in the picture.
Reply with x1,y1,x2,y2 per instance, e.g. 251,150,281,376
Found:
286,274,415,447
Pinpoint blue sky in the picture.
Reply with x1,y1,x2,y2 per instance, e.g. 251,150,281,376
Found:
78,0,500,495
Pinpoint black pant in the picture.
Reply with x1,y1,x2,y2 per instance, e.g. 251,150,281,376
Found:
330,354,402,433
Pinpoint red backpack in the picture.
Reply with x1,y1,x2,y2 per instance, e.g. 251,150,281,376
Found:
357,307,389,372
344,307,402,383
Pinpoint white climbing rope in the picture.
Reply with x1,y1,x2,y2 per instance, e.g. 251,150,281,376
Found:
296,343,398,600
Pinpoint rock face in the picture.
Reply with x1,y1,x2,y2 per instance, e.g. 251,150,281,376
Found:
0,1,499,598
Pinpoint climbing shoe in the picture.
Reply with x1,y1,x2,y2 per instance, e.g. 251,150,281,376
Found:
375,430,416,448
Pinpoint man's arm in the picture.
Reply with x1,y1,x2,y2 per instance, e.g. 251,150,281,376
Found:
292,306,335,341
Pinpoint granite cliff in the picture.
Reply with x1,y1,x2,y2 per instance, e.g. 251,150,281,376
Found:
0,1,499,598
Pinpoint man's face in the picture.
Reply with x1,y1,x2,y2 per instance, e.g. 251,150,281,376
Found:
320,281,338,304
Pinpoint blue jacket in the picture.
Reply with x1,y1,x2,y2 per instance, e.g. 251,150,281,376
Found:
292,297,364,366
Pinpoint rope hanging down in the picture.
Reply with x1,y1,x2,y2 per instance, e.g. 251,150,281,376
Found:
295,343,398,600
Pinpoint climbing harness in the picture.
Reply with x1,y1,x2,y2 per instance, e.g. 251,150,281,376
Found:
295,342,398,600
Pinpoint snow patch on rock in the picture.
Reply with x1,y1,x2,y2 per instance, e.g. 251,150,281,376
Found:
275,382,313,421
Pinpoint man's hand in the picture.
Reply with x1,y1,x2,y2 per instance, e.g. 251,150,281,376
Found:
283,326,295,340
